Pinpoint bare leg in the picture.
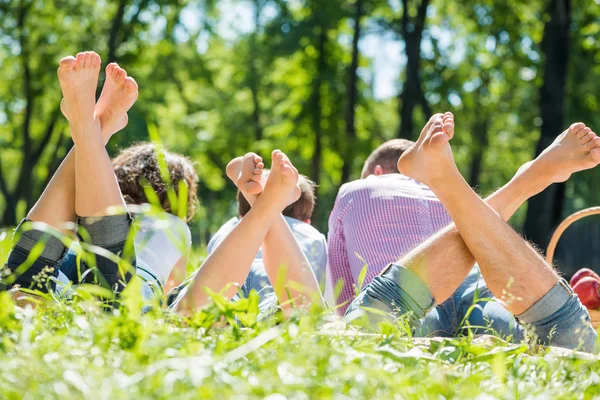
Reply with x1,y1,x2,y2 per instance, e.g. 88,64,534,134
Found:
229,153,322,310
28,62,138,231
176,150,300,313
397,118,600,306
397,114,600,315
57,52,128,217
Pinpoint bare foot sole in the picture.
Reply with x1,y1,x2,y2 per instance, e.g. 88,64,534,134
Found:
397,112,457,186
57,51,101,141
262,150,301,209
237,153,265,195
95,63,138,140
522,122,600,185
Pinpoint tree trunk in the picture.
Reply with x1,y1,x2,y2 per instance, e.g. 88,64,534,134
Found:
468,74,490,188
249,0,263,142
341,0,363,184
524,0,571,250
397,0,431,140
107,0,127,63
310,28,327,226
468,121,489,188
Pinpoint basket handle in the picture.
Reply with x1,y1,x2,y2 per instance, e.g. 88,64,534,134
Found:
546,206,600,264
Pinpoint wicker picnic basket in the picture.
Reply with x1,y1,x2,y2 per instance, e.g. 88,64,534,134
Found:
546,206,600,327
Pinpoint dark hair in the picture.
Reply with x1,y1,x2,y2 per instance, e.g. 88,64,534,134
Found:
361,139,415,178
112,142,199,222
237,174,316,221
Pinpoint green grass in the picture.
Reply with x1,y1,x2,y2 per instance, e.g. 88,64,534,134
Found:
2,230,600,399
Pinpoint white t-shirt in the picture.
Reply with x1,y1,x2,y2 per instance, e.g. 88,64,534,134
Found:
207,216,330,308
134,212,192,286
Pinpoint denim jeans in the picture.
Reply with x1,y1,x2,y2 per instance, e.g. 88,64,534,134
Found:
345,264,598,353
1,215,136,295
57,248,161,301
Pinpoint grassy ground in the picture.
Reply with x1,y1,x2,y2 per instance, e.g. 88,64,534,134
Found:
1,231,600,399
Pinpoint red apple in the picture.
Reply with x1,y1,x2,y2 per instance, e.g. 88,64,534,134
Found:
573,277,600,310
570,268,600,287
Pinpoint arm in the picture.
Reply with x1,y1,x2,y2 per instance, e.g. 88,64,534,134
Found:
175,190,281,313
261,215,324,311
226,154,323,310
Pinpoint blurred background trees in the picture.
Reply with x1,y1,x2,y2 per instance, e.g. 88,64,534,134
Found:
1,0,599,275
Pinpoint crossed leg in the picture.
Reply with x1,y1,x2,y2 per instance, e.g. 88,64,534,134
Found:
392,113,599,349
2,52,138,295
397,114,600,313
28,59,138,231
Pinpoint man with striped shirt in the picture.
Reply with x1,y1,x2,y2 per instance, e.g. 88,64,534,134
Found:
327,139,451,314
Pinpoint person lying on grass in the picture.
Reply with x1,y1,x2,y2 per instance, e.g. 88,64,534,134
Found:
204,164,329,313
0,51,198,303
346,112,600,353
170,150,324,317
0,51,137,300
56,143,199,297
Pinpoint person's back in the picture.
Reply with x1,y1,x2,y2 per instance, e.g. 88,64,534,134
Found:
206,174,328,311
328,140,451,314
208,215,327,313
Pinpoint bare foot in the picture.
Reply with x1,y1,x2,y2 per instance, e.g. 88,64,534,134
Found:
518,122,600,188
236,153,266,195
261,150,301,210
397,112,457,186
95,63,138,142
57,51,101,142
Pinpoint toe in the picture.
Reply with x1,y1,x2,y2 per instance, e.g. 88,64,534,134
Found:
107,63,119,78
443,122,454,139
569,122,586,136
581,131,595,145
82,52,92,68
75,52,86,67
590,146,600,163
124,77,138,92
58,56,76,69
90,52,101,68
585,136,600,151
578,127,592,140
116,68,127,83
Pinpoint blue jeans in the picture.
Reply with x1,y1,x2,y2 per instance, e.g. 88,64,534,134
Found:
1,215,136,296
345,264,598,352
57,249,161,301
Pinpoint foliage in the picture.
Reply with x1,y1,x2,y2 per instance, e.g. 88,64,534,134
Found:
0,2,599,251
1,288,600,399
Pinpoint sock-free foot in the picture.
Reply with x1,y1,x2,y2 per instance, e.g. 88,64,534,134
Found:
261,150,301,210
237,152,265,195
95,63,138,142
397,112,458,186
522,122,600,185
57,51,101,142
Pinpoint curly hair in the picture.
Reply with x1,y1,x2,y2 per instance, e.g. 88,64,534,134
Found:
112,142,199,222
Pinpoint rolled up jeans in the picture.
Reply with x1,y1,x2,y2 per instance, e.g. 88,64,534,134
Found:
345,263,598,353
1,214,135,294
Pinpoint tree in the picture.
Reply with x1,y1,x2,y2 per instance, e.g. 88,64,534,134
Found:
396,0,431,140
524,0,571,249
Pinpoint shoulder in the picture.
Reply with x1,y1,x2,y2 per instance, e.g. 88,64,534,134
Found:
208,217,240,251
285,217,326,244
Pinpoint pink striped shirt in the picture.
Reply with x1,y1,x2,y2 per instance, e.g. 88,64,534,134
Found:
327,174,452,315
